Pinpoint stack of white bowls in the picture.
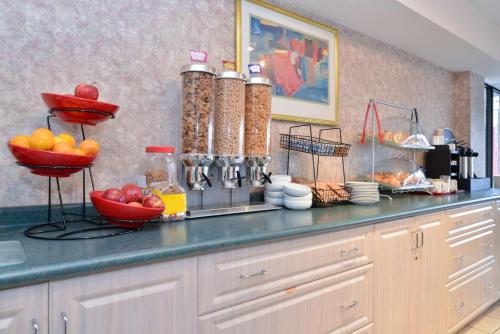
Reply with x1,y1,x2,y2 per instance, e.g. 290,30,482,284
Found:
347,182,379,205
264,175,292,206
283,183,312,210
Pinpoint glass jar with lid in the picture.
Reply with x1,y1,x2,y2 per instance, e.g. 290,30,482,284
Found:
138,146,187,221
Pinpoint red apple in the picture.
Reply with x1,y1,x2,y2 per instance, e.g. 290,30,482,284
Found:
121,184,143,203
127,201,143,208
74,82,99,100
142,195,165,209
102,188,122,202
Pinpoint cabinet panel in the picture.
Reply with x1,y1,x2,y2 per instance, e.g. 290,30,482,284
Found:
447,261,496,333
49,257,197,334
411,213,447,334
351,323,373,334
198,264,373,334
199,225,373,314
447,203,494,234
496,201,500,300
0,283,47,334
374,218,413,334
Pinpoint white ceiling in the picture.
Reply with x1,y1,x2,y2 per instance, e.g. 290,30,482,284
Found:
284,0,500,87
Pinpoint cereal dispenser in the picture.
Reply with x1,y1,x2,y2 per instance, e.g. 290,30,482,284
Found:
243,75,273,187
179,62,216,191
213,70,247,189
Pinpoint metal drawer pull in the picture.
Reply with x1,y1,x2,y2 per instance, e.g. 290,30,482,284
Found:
240,269,267,279
340,300,359,310
61,312,68,334
486,243,494,248
455,255,465,261
487,284,494,290
456,221,464,225
32,319,39,334
455,301,465,309
340,247,359,255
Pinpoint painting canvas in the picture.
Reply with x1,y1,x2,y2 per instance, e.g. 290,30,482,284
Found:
249,15,330,105
238,0,339,125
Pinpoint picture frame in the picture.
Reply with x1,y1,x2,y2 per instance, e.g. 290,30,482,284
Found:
236,0,339,125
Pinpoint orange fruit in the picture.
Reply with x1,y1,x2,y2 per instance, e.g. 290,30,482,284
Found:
79,139,99,155
52,142,73,154
29,132,55,150
10,135,30,148
54,133,76,148
32,128,54,137
73,148,86,156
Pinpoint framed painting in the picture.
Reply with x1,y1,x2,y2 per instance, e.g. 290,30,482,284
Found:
236,0,339,125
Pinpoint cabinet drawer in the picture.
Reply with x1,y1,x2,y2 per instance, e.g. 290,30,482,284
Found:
198,264,373,334
198,226,373,314
447,223,495,280
447,261,496,332
447,203,494,234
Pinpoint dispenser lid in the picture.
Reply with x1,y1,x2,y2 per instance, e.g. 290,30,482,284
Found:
146,146,175,153
180,63,217,75
216,71,246,81
246,76,272,86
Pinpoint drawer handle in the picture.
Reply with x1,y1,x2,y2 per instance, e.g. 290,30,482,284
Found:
455,255,465,261
455,301,465,309
486,284,494,290
486,243,494,248
240,269,267,279
340,247,359,255
32,319,39,334
340,300,359,310
456,221,464,226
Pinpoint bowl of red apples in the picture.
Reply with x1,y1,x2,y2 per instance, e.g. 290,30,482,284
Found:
90,184,164,228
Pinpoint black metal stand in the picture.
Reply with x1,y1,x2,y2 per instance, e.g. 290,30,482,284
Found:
280,124,351,206
23,109,140,240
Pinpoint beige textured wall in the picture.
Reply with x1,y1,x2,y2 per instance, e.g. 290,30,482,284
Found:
0,0,482,207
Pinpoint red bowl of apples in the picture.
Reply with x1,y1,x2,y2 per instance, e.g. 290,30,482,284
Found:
90,184,164,228
8,143,97,177
41,83,119,126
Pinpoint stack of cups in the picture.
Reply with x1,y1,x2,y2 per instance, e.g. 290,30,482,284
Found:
264,175,292,206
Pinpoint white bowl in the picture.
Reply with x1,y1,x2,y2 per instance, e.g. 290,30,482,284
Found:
284,193,313,201
270,175,292,183
264,191,283,199
265,197,284,206
284,199,312,210
265,182,287,192
283,183,311,197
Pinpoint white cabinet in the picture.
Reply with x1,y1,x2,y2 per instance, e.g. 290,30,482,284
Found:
496,200,500,300
374,213,447,334
198,264,373,334
49,257,197,334
0,283,48,334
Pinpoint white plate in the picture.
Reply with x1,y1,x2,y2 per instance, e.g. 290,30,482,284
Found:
346,181,378,186
265,197,284,206
284,199,312,210
264,191,283,199
283,193,313,201
283,183,312,197
265,182,288,192
270,175,292,183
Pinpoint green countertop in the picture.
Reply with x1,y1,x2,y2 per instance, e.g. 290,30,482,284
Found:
0,189,499,290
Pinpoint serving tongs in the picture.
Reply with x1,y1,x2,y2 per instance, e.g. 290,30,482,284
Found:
360,100,384,144
402,109,433,149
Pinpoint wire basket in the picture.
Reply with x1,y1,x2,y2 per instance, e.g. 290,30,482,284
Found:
280,134,351,157
311,184,351,207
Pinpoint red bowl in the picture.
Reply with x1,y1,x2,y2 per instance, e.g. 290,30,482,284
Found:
41,93,119,126
8,143,97,177
90,191,163,228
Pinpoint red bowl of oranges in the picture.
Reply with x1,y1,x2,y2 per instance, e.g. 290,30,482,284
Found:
90,184,164,228
8,128,100,177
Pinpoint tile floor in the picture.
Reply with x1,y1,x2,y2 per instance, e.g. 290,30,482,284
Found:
459,302,500,333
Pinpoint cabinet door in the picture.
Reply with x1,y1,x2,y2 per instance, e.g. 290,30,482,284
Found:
374,218,414,334
49,257,197,334
411,213,447,334
496,201,500,300
0,283,48,334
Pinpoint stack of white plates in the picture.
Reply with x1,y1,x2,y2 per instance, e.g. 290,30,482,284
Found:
347,182,379,205
283,183,312,210
264,175,292,206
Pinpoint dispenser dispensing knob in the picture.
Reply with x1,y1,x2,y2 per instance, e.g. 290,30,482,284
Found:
201,173,213,188
236,170,245,188
260,171,272,185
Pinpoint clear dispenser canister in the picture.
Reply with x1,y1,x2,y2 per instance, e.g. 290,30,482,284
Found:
244,76,272,157
180,63,216,155
213,71,246,156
